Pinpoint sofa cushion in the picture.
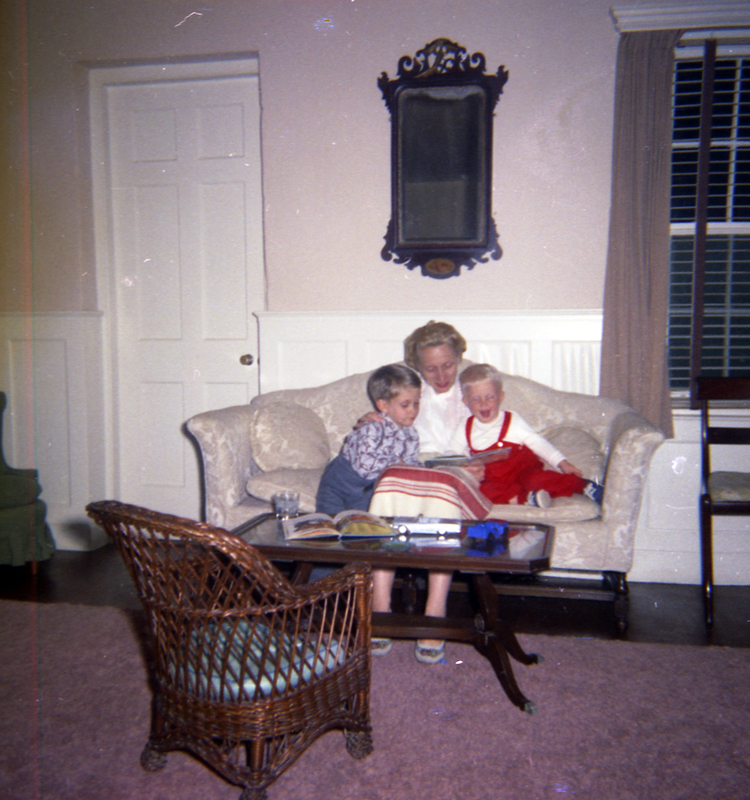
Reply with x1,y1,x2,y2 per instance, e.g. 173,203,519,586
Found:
489,494,601,523
250,402,330,472
247,468,324,513
542,425,606,483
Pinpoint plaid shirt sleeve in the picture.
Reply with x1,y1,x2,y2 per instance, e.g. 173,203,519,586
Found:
343,419,420,480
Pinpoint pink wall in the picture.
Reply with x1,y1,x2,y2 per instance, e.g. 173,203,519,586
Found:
1,0,619,313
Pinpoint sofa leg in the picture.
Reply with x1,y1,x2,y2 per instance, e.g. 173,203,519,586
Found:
603,571,629,633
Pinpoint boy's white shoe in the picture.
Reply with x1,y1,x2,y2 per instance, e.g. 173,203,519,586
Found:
526,490,551,509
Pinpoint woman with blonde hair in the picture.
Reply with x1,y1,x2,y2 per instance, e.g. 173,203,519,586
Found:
403,320,470,457
369,321,485,665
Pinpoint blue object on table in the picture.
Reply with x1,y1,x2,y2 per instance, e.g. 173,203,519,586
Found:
466,521,508,540
464,520,509,557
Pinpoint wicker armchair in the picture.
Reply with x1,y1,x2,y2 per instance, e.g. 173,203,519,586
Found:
86,501,373,800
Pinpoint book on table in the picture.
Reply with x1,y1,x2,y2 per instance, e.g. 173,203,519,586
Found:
423,447,511,469
282,510,394,540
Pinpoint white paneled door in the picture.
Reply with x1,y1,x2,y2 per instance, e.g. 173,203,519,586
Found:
92,61,264,521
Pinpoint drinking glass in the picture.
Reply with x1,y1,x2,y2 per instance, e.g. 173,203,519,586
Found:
272,491,300,519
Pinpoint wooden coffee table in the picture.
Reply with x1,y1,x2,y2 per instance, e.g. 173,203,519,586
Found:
233,514,553,715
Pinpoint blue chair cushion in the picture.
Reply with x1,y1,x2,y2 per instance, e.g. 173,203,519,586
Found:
175,618,346,700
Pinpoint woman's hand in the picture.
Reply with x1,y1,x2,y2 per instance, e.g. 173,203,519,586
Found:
558,459,584,478
354,410,384,430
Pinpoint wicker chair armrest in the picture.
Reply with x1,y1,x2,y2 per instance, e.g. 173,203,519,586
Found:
300,561,372,599
297,561,373,625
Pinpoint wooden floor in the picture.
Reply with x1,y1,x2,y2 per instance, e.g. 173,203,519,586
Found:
2,545,750,648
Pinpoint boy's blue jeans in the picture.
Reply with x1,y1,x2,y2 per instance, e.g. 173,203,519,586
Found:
315,454,374,516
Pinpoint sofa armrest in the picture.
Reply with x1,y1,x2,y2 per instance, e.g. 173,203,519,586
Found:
599,411,665,571
186,405,257,527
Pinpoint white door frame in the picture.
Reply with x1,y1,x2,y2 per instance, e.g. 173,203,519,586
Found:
89,55,264,503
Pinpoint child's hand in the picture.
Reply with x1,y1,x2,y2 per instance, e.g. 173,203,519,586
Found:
354,411,385,430
559,459,583,478
463,462,486,482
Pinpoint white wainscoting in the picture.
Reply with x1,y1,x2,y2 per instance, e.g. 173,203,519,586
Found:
255,310,603,394
0,313,107,550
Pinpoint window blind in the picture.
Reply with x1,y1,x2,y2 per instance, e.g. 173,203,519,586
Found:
668,47,750,390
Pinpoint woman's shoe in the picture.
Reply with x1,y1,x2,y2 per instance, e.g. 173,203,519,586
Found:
372,637,393,656
414,640,445,664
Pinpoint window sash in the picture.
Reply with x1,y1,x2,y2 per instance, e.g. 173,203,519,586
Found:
668,233,750,388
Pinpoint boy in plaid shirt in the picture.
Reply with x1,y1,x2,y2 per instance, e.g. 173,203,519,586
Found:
315,364,422,515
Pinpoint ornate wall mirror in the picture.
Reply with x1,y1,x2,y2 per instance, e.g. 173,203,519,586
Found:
379,39,508,279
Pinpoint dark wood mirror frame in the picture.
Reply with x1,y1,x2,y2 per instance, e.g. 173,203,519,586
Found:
379,39,508,279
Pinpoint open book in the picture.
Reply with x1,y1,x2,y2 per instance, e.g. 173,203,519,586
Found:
282,510,393,541
424,447,511,469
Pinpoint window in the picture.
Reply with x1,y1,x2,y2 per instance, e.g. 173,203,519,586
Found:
668,42,750,391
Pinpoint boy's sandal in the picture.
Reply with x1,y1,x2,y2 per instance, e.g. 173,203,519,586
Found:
372,637,393,656
414,640,445,665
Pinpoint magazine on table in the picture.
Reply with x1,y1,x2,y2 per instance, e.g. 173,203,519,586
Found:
423,447,511,469
282,510,394,540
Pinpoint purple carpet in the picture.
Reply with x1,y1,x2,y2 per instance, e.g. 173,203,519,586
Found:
2,600,750,799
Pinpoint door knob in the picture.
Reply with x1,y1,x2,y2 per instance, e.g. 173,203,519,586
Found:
239,354,255,366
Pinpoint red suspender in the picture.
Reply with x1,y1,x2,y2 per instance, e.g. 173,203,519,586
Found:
466,412,512,452
498,411,512,441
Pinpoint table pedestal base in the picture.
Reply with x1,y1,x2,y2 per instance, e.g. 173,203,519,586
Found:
372,572,541,714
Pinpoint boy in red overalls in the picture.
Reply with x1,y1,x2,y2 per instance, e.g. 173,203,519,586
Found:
447,364,603,508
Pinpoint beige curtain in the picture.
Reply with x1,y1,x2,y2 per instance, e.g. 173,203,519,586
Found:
600,30,682,438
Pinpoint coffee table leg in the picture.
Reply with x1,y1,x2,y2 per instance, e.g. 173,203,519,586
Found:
291,562,313,584
471,573,541,714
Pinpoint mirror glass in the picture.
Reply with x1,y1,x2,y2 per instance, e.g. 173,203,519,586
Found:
398,86,486,245
379,39,508,279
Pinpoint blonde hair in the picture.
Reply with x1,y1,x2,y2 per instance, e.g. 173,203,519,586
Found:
403,321,467,371
458,363,503,394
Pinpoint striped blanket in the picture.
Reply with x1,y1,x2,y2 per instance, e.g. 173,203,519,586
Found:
369,465,492,521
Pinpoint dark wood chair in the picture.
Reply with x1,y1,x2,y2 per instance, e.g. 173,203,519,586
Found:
696,377,750,626
86,500,373,800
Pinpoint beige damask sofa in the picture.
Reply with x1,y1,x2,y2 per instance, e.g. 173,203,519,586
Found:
187,367,664,602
